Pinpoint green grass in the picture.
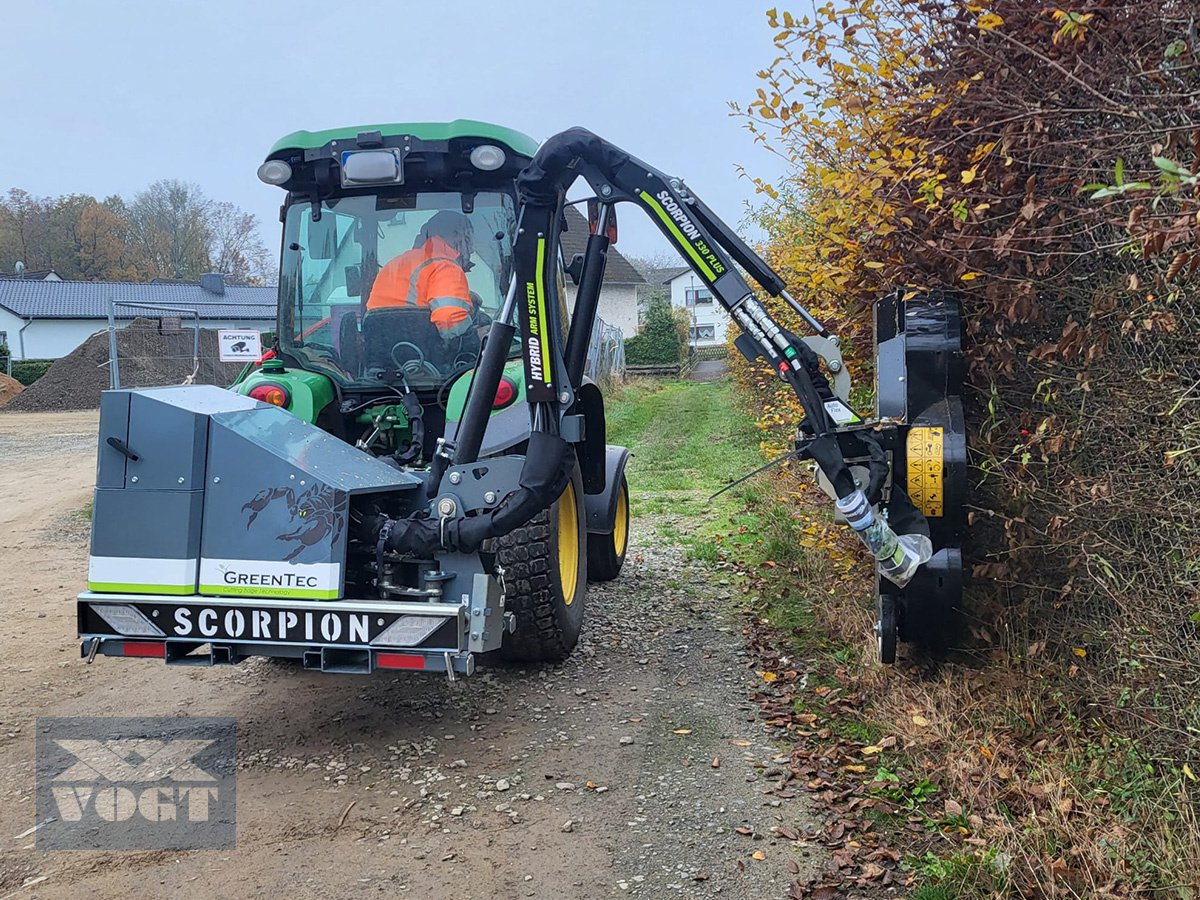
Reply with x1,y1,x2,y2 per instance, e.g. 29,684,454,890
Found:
905,850,1006,899
606,378,766,562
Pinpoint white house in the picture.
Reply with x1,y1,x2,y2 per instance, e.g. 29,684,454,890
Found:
560,206,645,338
0,275,275,360
664,267,729,347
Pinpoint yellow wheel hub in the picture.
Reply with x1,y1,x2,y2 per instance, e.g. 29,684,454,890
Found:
613,482,629,558
557,480,580,604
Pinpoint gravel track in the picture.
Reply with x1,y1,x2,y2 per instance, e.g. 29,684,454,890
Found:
0,411,823,899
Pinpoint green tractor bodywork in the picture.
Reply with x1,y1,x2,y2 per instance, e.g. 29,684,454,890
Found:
268,119,540,159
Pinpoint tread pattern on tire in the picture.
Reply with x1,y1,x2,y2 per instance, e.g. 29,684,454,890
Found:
494,494,583,661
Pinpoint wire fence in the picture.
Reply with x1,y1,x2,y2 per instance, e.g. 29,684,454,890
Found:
105,301,623,391
107,300,261,390
582,317,626,385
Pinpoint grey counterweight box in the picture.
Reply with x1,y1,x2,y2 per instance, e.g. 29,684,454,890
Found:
89,386,261,594
88,385,420,600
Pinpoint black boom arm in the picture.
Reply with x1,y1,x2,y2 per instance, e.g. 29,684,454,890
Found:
380,127,869,558
505,127,857,497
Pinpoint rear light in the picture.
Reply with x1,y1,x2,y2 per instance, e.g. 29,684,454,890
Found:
493,377,517,409
116,641,166,658
376,652,426,670
248,382,290,407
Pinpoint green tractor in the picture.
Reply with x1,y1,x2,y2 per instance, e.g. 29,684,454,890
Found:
234,120,632,661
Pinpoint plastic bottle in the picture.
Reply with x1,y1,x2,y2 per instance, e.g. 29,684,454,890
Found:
835,490,933,588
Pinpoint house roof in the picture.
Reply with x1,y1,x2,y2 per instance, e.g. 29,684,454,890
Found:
560,206,646,285
661,266,693,284
0,278,277,321
0,269,60,281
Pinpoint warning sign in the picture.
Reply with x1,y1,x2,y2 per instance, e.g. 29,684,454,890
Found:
217,330,263,363
906,426,944,517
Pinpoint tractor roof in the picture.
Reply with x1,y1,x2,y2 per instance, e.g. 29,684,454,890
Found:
268,119,540,158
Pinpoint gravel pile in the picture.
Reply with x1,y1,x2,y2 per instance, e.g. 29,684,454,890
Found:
5,319,246,412
0,373,23,408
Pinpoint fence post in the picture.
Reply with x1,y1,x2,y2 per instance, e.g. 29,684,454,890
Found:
107,297,120,389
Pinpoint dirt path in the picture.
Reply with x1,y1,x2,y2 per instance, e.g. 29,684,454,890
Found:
0,410,821,899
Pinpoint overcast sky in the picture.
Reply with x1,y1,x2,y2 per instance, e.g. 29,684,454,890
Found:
1,0,789,266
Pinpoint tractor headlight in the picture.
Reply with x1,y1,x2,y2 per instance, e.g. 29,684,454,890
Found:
257,159,293,185
469,144,506,171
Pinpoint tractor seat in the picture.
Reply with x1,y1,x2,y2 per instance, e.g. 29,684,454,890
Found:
361,306,451,376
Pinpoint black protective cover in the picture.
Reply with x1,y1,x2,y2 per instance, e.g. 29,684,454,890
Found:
516,127,631,206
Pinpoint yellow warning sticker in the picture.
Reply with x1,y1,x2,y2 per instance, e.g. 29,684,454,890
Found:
907,426,944,518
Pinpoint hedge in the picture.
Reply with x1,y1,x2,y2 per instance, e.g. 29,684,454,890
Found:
625,296,684,365
9,359,55,386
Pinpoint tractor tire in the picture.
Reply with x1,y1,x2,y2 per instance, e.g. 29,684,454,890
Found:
496,467,587,662
586,473,630,582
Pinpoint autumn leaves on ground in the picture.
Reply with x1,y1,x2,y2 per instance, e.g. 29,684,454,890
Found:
722,2,1199,897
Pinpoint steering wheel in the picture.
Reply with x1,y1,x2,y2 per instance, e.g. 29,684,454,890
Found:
390,341,441,378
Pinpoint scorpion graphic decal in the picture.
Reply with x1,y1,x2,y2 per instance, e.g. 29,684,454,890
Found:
241,483,345,562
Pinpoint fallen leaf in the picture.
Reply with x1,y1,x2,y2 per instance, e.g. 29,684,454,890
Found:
760,671,779,683
787,859,800,875
751,849,766,861
944,799,963,817
1184,764,1196,782
1073,647,1087,658
961,165,978,184
735,826,754,836
1057,798,1073,815
692,873,709,882
732,739,752,747
673,729,692,735
912,715,931,727
879,736,897,749
845,764,867,773
862,745,884,755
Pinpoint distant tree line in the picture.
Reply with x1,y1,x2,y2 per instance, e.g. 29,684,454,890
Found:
0,180,273,285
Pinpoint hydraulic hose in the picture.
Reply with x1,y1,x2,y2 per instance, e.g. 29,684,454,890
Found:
372,427,572,557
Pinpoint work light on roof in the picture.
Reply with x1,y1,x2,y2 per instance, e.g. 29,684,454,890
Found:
257,160,293,185
469,144,506,171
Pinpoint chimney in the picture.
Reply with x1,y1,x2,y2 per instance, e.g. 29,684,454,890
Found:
200,272,226,295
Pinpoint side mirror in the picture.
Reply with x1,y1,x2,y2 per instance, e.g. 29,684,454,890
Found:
586,198,618,245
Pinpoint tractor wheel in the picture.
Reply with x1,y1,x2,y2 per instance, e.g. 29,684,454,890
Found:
496,467,587,662
586,474,630,582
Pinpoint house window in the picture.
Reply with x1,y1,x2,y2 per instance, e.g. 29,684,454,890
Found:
685,287,713,306
689,325,716,342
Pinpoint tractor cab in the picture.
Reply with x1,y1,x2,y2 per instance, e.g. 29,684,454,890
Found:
239,121,552,457
281,189,515,386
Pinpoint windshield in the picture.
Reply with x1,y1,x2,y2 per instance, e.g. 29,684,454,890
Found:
279,191,518,389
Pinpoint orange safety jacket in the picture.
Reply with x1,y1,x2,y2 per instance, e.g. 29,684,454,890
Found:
366,236,473,336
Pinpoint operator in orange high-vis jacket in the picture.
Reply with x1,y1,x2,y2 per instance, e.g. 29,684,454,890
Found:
367,210,475,338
